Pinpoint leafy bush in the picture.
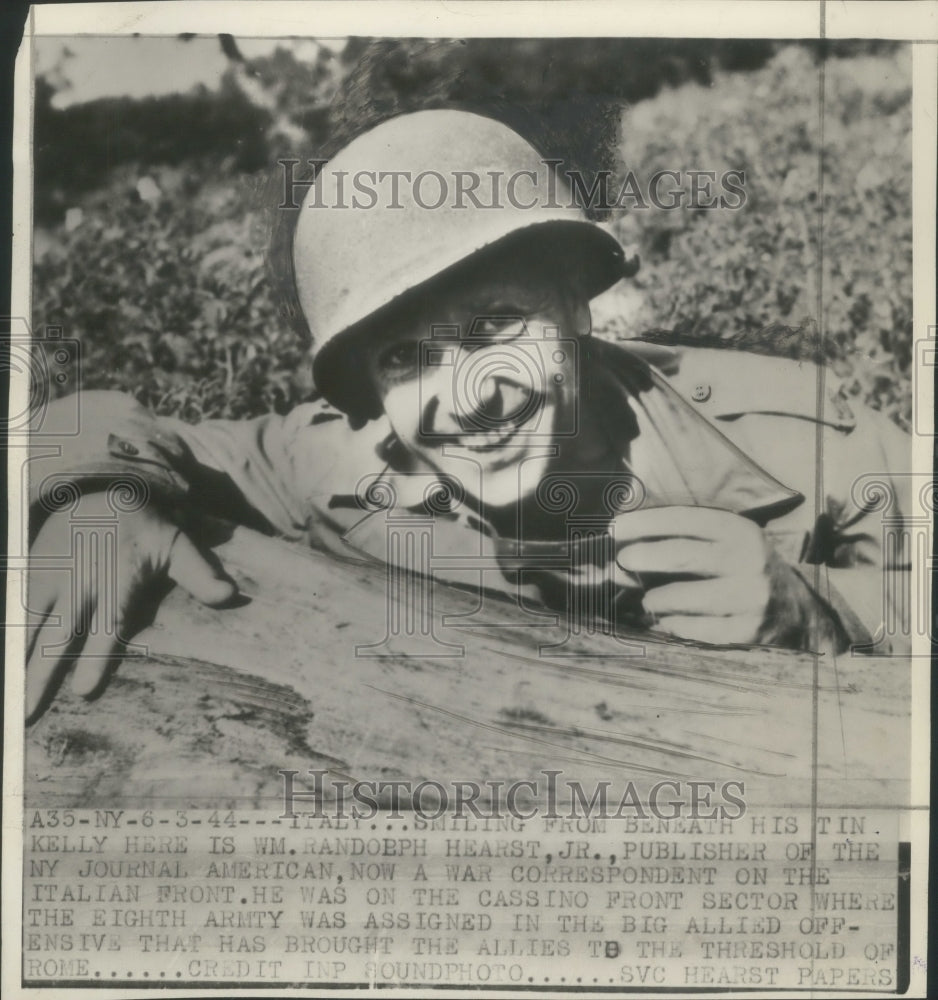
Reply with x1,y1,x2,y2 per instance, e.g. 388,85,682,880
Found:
600,45,912,428
33,163,306,420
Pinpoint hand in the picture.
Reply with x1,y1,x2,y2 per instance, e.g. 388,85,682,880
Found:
614,506,770,645
26,493,237,721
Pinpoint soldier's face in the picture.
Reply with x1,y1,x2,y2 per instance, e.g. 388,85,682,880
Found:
366,259,589,507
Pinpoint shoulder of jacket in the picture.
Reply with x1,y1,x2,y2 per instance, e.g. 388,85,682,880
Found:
658,345,857,430
282,396,346,433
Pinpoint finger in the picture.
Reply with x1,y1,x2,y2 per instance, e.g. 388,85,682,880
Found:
613,506,743,543
643,575,769,618
616,539,720,578
25,583,58,662
27,531,97,719
26,600,77,721
650,613,762,646
70,605,126,698
70,541,146,697
167,532,237,607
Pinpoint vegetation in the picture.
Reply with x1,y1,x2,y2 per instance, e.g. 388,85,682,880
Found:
32,39,911,427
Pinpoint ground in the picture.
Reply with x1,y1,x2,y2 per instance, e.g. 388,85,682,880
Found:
26,525,909,809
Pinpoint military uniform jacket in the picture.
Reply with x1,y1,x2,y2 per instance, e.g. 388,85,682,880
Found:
28,339,913,654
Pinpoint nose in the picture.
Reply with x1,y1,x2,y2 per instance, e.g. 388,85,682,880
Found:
472,367,511,421
418,361,462,436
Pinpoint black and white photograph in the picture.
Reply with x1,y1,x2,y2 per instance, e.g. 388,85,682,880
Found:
3,1,934,995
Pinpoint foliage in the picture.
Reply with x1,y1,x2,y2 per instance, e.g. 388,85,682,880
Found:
32,40,912,428
33,163,307,420
601,44,912,428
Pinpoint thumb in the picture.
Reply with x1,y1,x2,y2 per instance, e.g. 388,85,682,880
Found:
167,531,237,607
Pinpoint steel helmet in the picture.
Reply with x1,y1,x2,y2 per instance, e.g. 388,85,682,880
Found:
293,109,631,415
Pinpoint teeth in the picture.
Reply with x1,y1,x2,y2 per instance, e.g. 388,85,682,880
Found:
462,427,518,451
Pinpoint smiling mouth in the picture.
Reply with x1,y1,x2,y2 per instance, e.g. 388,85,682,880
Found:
461,426,522,452
426,393,553,453
437,410,543,452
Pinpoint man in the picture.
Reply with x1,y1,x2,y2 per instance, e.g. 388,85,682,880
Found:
26,110,911,721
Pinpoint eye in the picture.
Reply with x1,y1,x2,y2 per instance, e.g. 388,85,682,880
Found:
377,341,419,381
475,316,513,334
469,313,524,343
